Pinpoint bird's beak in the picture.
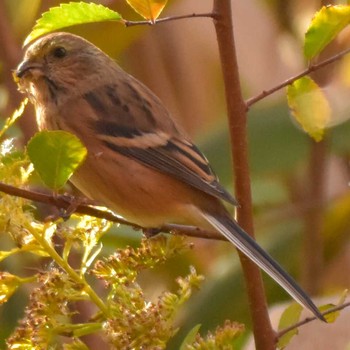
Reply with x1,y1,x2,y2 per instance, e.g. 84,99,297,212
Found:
15,60,43,79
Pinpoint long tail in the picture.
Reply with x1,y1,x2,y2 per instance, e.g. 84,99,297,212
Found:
202,212,325,321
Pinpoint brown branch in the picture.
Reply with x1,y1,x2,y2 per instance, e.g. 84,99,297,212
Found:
277,301,350,339
212,1,275,349
0,181,223,241
124,12,215,27
246,46,350,108
302,139,327,294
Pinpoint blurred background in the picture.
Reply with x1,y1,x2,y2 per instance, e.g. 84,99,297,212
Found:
1,0,350,349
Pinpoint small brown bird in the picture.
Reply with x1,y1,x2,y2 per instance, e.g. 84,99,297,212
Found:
15,32,324,320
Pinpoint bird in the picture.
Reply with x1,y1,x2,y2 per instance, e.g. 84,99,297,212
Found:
15,32,324,321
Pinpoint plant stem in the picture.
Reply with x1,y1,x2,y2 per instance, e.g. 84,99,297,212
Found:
212,1,275,349
24,222,109,316
54,322,102,338
302,139,327,293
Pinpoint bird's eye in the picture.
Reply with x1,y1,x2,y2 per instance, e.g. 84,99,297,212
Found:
52,47,67,58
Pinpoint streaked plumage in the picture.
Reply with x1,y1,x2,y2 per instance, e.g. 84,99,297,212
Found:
15,32,324,320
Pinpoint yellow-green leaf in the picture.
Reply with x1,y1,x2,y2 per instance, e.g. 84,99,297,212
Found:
0,98,28,139
24,2,123,46
277,303,303,349
0,272,21,304
338,289,348,305
0,248,21,263
318,290,349,323
126,0,168,22
179,324,201,350
287,76,331,141
304,5,350,59
27,130,87,190
319,303,339,323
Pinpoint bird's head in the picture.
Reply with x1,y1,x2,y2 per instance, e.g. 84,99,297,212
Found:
15,32,111,105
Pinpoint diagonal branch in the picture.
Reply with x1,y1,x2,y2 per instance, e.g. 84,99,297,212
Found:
0,181,223,241
246,46,350,108
278,301,350,339
123,12,350,111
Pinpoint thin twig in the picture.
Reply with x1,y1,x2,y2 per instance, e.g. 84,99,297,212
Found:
246,46,350,108
0,181,223,241
278,301,350,339
124,12,215,27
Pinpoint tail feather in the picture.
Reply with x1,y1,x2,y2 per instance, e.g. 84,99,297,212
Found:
202,212,325,321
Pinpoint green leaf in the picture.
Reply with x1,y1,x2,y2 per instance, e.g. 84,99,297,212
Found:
179,324,201,349
277,303,303,349
287,76,331,141
126,0,168,22
27,130,87,190
24,2,123,46
304,5,350,59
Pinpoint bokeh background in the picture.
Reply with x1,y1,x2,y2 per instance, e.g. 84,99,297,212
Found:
1,0,350,349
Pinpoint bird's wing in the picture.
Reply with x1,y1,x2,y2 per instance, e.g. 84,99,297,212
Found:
77,82,237,205
96,124,237,205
